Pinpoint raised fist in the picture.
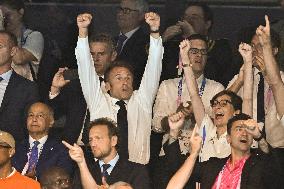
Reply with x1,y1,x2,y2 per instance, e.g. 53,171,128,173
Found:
145,12,160,31
77,13,92,29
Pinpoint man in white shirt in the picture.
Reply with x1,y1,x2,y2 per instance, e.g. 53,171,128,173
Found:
76,12,163,164
12,102,73,180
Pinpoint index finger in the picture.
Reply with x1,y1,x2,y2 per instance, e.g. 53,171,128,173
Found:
265,15,270,29
62,140,74,150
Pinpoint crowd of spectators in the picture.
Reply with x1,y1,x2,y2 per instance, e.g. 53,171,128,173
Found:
0,0,284,189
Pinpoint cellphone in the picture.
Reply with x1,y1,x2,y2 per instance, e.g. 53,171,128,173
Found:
63,69,79,80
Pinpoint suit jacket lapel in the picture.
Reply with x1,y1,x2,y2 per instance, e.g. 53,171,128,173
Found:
0,71,17,113
37,137,54,166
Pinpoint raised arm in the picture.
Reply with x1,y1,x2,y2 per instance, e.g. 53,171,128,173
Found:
166,126,202,189
256,16,284,118
62,141,100,189
179,39,205,127
238,43,253,117
137,12,164,110
75,13,103,117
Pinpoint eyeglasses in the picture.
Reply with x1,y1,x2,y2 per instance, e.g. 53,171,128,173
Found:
188,48,207,55
117,7,139,14
210,99,232,108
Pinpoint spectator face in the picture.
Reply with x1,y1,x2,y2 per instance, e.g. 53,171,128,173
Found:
188,39,207,75
0,144,14,168
89,125,117,160
0,5,24,31
0,33,15,68
27,103,54,139
211,94,238,128
226,120,253,153
105,66,134,100
44,172,71,189
183,6,211,35
89,42,117,76
116,0,144,32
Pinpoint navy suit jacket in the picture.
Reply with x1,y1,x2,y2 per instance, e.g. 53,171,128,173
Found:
117,27,149,90
73,156,152,189
0,71,39,142
12,136,73,178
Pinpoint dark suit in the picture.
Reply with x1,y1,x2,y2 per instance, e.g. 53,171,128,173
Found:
117,27,149,90
12,136,73,178
73,156,151,189
191,150,283,189
47,79,87,144
0,71,39,142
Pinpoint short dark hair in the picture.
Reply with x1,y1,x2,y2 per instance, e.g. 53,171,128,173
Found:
210,90,243,112
104,59,134,83
89,118,120,148
227,113,251,135
0,0,25,11
0,30,17,47
39,166,70,187
186,33,208,47
270,29,281,49
186,2,214,31
89,33,116,52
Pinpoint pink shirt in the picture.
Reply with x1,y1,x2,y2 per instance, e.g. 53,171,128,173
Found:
212,156,249,189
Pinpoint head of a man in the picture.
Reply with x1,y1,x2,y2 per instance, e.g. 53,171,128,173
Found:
0,0,25,31
0,31,17,72
210,90,242,128
116,0,148,33
183,3,213,35
40,166,71,189
226,113,253,154
88,118,119,162
26,102,54,140
0,130,15,169
89,33,117,76
104,60,134,100
187,34,208,77
251,29,280,69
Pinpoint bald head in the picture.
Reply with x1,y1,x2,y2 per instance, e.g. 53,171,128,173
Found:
40,167,71,189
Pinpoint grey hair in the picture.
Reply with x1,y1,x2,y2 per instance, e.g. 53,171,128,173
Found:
109,181,133,189
133,0,149,13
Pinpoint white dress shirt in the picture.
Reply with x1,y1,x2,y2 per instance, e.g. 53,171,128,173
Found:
75,35,164,164
227,68,284,148
198,114,231,162
98,153,119,175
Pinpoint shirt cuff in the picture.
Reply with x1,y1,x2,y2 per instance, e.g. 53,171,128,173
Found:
49,91,59,99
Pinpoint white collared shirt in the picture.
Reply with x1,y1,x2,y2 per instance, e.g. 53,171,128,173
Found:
227,68,284,148
75,35,164,164
98,153,119,175
119,27,140,51
0,70,12,107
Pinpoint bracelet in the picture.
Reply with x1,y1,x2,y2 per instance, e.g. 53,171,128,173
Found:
183,64,191,67
254,131,264,142
150,29,160,33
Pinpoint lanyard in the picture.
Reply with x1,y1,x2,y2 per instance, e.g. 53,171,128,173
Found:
176,77,206,106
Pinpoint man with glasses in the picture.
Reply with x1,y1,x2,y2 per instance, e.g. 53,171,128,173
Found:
161,2,233,87
116,0,150,90
152,34,224,188
12,102,73,180
0,130,40,189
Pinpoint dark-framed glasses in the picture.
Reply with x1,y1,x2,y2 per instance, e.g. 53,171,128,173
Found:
210,99,232,107
117,7,139,14
188,48,207,55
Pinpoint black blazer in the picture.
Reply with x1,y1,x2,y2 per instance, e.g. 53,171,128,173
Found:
0,71,39,142
12,136,74,178
117,27,149,90
73,157,152,189
47,79,87,144
192,151,283,189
